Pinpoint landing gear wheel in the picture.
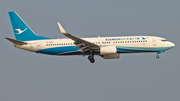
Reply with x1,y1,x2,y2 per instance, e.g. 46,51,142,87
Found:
156,55,159,59
90,58,95,63
88,56,95,63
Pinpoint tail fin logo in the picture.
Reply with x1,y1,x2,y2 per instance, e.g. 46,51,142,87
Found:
15,28,28,34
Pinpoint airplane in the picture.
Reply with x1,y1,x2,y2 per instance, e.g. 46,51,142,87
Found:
5,11,175,63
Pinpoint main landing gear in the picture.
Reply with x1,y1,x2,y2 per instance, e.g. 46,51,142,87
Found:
88,51,95,63
88,55,95,63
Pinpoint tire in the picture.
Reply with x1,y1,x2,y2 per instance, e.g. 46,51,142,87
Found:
156,55,159,59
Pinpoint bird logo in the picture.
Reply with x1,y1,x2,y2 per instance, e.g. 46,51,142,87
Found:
142,37,148,40
15,28,28,34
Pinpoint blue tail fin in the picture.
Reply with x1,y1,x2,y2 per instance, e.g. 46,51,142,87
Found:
8,11,50,41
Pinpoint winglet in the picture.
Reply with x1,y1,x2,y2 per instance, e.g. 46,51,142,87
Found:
57,22,67,34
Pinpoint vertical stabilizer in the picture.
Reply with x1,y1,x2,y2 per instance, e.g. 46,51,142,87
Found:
8,11,50,41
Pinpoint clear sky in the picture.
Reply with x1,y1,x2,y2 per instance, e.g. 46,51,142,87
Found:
0,0,180,101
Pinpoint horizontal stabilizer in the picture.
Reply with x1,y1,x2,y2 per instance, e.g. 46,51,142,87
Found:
5,37,27,45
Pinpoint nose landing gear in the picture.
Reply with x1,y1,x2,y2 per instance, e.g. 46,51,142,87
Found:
156,55,159,59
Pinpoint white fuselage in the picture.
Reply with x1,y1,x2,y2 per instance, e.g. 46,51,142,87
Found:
15,36,175,55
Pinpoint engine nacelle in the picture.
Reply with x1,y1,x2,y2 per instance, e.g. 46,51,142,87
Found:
103,54,120,59
100,46,117,55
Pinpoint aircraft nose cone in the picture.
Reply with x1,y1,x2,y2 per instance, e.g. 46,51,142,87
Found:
169,42,175,47
172,43,175,47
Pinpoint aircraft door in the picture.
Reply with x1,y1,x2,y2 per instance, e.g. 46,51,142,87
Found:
37,42,41,50
152,38,157,46
27,42,41,52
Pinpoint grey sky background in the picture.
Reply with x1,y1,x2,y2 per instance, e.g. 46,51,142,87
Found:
0,0,179,101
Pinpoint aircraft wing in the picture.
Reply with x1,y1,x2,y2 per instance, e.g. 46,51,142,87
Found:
57,22,99,51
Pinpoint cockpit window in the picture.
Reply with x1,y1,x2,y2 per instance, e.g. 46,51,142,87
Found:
161,39,168,42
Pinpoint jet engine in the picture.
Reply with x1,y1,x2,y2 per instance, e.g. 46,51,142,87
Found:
100,46,117,55
102,54,120,59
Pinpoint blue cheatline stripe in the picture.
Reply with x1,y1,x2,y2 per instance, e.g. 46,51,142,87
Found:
37,46,80,55
117,48,157,53
9,11,51,41
116,46,174,52
36,46,173,55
